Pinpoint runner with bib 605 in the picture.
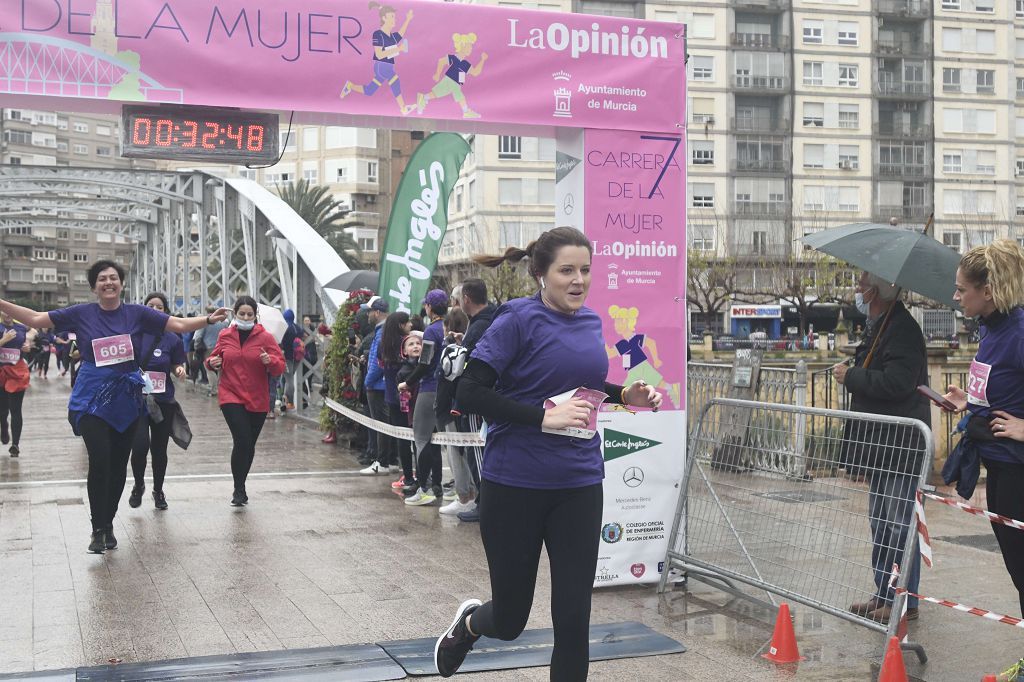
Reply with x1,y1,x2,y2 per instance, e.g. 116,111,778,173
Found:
0,261,230,555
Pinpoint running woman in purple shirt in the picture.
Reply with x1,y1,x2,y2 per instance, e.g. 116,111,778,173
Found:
942,240,1024,617
340,2,415,115
432,227,661,680
0,261,230,555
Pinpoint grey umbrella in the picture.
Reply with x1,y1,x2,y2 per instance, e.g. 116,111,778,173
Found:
801,223,961,308
323,269,379,293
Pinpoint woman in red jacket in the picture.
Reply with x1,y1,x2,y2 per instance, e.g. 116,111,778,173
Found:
206,296,286,506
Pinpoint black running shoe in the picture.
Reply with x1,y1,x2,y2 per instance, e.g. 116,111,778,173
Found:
128,484,144,508
88,530,105,554
153,490,168,510
434,599,482,677
231,490,245,506
0,422,8,445
8,444,18,457
104,526,117,550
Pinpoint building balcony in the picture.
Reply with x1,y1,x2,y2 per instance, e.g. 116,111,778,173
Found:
732,75,789,92
732,201,790,217
873,122,931,137
732,158,788,173
4,280,61,293
731,117,787,133
728,242,790,259
0,235,40,247
730,33,790,49
731,0,787,12
874,204,931,221
876,38,930,56
875,0,929,18
875,80,930,98
876,163,930,178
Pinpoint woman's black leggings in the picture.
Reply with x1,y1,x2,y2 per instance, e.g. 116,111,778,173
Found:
78,414,137,531
471,479,603,682
386,402,413,479
986,459,1024,616
0,389,25,445
131,401,175,492
221,404,267,492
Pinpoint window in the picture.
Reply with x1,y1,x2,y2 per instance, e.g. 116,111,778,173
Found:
838,104,859,129
498,136,522,159
239,168,257,181
837,22,858,46
802,102,824,127
803,61,823,86
303,168,318,183
57,141,68,152
838,64,858,87
838,146,859,170
498,178,522,204
943,151,963,173
539,179,555,204
943,232,962,252
690,13,714,39
691,140,714,165
73,253,88,263
468,179,476,208
366,161,378,183
691,97,714,124
3,130,30,145
302,128,319,151
1018,0,1024,18
974,71,994,96
942,28,962,51
752,231,768,255
943,108,996,134
690,226,714,252
838,187,859,211
56,251,67,262
95,125,110,136
73,273,87,285
73,231,88,241
942,0,960,8
72,122,88,133
803,144,824,169
57,229,69,240
943,68,961,92
73,144,87,155
690,55,713,81
57,273,68,285
96,146,112,157
279,131,296,151
56,117,67,130
335,166,348,182
266,171,292,184
977,30,995,54
690,183,714,208
802,20,823,44
358,237,376,252
975,0,993,12
1017,78,1024,97
974,150,995,174
1016,158,1024,176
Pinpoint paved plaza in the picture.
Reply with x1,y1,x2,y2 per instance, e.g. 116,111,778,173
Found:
0,374,1021,681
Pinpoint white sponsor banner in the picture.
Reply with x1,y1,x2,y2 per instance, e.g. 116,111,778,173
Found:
594,409,686,587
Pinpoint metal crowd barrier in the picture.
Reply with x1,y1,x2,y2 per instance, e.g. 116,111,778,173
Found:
660,398,933,662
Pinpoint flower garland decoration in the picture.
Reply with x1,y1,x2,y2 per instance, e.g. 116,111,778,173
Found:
319,288,375,432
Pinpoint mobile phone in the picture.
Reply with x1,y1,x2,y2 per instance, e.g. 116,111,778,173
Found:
419,339,436,365
917,385,958,411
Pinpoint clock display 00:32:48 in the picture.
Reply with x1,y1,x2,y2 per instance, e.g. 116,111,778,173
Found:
130,117,265,151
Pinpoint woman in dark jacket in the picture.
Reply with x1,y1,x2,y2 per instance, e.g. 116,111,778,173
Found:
379,311,412,489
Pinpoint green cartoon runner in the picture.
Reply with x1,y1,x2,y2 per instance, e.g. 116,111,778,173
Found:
341,2,415,115
415,33,488,118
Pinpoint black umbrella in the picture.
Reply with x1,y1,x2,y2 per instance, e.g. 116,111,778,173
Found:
324,270,379,293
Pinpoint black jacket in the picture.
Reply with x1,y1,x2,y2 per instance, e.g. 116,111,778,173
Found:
435,304,498,425
842,302,930,474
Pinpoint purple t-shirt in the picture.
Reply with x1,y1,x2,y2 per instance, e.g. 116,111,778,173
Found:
471,294,609,489
419,319,444,393
445,55,471,84
372,30,402,63
49,303,169,374
967,307,1024,464
139,331,188,403
0,322,27,364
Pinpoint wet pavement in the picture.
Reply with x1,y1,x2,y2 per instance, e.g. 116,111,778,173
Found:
0,372,1021,680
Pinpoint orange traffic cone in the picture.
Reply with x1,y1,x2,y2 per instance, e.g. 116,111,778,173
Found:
981,675,997,682
879,636,908,682
762,603,804,664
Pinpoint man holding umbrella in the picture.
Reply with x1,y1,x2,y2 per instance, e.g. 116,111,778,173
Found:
833,272,929,623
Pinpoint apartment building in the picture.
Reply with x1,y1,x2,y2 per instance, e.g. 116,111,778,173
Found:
0,108,141,307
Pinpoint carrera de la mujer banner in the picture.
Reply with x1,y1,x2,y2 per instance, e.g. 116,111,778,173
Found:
1,0,685,133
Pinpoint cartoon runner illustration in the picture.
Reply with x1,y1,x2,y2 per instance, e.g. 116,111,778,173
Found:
340,3,414,115
606,305,681,408
416,33,487,118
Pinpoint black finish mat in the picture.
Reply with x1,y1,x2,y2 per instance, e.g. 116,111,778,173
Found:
0,671,75,681
74,644,405,681
379,620,686,676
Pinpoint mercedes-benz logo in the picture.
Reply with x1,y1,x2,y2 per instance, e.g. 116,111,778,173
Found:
623,466,644,488
563,193,574,215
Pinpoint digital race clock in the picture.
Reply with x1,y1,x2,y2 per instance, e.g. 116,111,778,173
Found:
120,105,280,165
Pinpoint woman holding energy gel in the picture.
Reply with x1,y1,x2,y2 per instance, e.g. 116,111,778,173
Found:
0,260,230,555
432,227,662,680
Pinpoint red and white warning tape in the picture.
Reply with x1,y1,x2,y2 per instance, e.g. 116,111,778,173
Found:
889,564,1024,632
921,491,1024,532
915,491,933,568
325,398,486,446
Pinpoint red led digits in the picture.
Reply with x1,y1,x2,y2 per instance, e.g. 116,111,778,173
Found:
181,120,198,148
225,124,243,149
247,125,264,151
155,119,173,146
201,122,219,149
132,118,151,145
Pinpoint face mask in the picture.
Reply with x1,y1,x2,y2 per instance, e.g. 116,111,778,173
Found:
855,292,871,317
235,320,255,331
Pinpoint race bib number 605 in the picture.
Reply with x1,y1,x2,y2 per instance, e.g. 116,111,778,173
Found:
92,334,134,367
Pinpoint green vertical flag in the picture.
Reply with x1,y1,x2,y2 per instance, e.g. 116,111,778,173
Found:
379,132,471,314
